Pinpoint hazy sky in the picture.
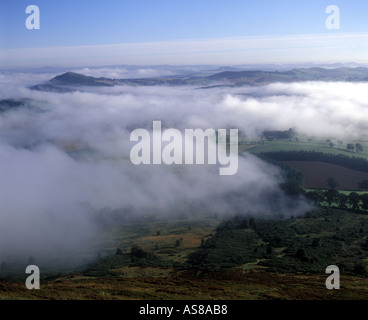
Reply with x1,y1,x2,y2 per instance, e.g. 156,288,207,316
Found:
1,0,368,68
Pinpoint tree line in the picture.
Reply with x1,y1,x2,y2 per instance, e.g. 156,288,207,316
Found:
305,189,368,211
346,143,363,153
305,175,368,214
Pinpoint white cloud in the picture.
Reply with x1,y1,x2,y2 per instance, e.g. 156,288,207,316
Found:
4,70,368,266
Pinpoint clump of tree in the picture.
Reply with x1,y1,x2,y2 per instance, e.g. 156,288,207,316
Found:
349,192,360,211
130,245,148,259
360,194,368,211
295,248,308,262
356,143,364,153
326,139,334,148
175,239,183,247
337,193,348,209
347,143,355,152
346,143,364,153
324,189,339,207
129,245,164,266
306,190,324,206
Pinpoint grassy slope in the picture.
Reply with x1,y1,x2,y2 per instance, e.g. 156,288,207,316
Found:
246,137,368,160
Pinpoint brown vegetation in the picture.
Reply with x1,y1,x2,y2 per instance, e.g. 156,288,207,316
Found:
1,269,367,300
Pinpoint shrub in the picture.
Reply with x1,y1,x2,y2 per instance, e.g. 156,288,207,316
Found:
175,239,182,247
130,245,148,259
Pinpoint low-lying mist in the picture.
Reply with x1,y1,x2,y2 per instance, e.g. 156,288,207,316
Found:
1,68,367,269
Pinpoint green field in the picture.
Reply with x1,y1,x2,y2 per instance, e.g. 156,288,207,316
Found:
238,136,368,160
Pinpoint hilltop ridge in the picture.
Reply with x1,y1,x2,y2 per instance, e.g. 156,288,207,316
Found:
31,67,368,92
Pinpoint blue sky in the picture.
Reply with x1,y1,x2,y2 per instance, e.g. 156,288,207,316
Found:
1,0,368,67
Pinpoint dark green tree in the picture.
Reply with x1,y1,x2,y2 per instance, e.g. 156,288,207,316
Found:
280,181,305,196
306,191,324,206
324,189,339,207
337,193,348,209
360,194,368,211
356,143,364,153
347,143,355,152
349,192,360,211
130,245,148,259
175,239,182,247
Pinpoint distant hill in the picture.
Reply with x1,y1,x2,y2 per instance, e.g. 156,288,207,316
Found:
31,72,117,92
31,67,368,92
207,67,368,85
0,98,33,112
50,72,116,86
31,71,195,92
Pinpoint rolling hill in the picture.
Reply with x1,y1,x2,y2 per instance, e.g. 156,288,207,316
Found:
31,67,368,92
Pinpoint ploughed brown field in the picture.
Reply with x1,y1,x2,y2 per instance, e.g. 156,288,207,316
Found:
281,161,368,190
